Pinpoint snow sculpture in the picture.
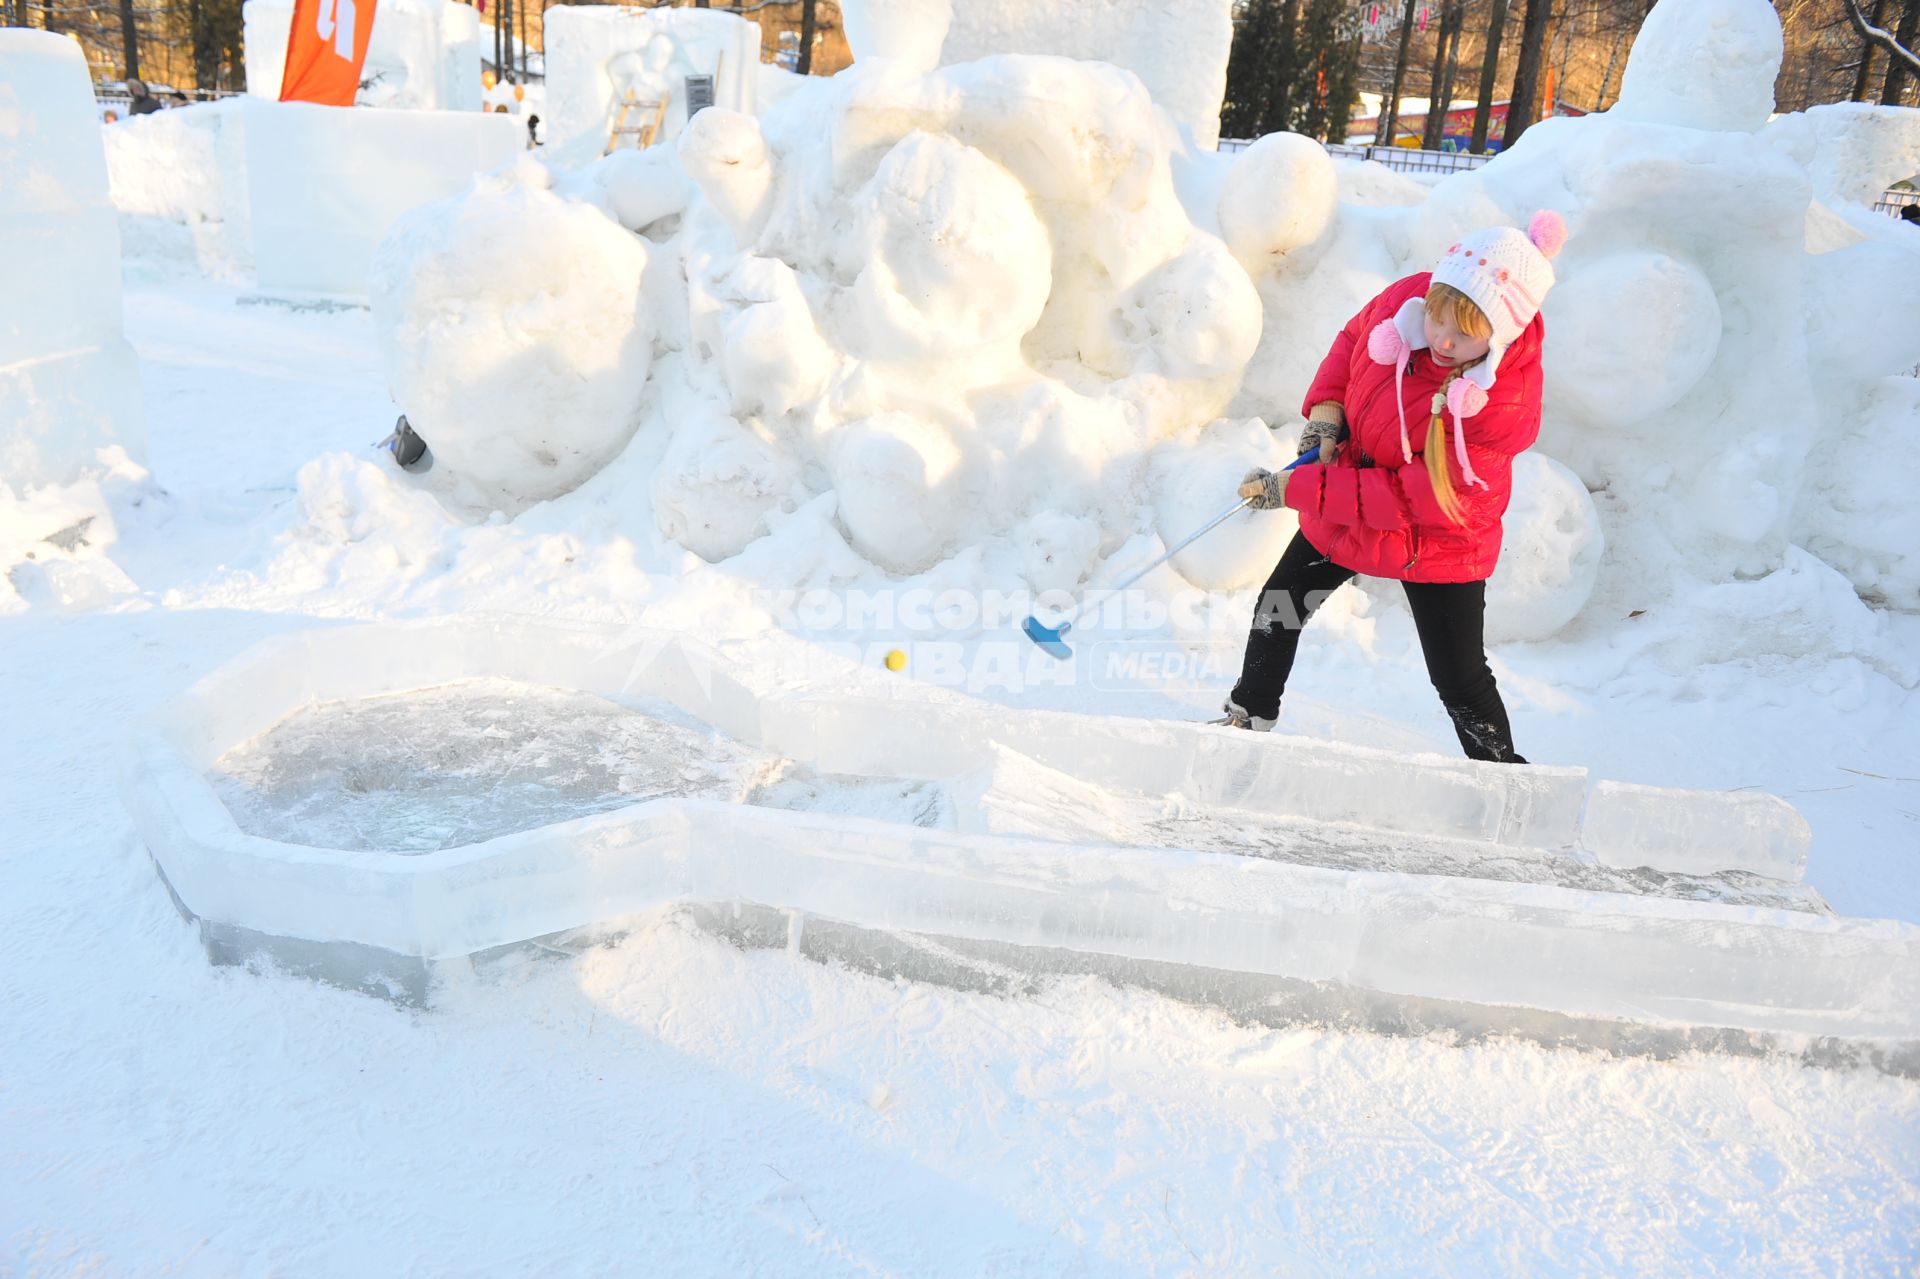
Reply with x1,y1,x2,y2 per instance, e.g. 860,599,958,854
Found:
358,0,1920,638
0,31,146,494
542,7,760,161
243,0,482,111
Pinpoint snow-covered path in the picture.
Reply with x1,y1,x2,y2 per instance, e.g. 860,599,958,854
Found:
4,283,1919,1275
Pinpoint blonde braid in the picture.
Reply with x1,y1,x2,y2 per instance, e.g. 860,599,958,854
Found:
1424,370,1464,526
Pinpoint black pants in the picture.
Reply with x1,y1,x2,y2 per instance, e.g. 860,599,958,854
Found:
1230,532,1525,764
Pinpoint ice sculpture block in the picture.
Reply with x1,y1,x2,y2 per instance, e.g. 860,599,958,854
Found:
117,617,1914,1048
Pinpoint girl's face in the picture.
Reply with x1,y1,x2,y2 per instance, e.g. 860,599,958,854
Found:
1424,309,1492,369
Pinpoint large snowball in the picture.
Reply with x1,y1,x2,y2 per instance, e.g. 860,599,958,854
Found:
1612,0,1782,134
652,413,793,562
828,413,969,574
1154,417,1293,590
845,131,1051,360
724,291,834,419
1110,239,1263,380
1216,132,1338,270
371,167,654,516
1543,252,1721,428
1486,454,1605,643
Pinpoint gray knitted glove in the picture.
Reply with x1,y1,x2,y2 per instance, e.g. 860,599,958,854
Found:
1239,467,1286,510
1298,420,1345,462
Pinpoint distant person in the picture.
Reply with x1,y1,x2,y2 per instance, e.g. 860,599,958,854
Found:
1222,213,1569,764
125,78,161,116
1901,204,1920,228
526,112,541,148
102,109,121,124
493,103,511,114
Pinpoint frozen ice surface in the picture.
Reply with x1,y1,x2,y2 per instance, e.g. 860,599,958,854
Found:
210,680,781,852
206,678,1817,910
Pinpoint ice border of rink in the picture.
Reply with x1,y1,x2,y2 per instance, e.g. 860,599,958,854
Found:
118,617,1918,1046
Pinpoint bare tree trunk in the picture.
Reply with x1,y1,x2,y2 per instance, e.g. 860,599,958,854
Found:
1503,0,1552,146
1852,0,1890,99
1470,0,1512,152
1270,0,1302,131
1422,2,1465,148
798,0,817,74
1376,0,1419,145
1884,0,1920,103
1594,14,1632,110
118,0,141,78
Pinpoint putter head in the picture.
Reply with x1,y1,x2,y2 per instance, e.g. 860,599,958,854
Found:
1021,615,1074,661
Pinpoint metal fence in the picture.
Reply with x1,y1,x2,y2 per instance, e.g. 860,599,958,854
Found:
1219,138,1493,174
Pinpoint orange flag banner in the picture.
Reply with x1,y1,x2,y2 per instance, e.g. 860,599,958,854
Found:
280,0,378,106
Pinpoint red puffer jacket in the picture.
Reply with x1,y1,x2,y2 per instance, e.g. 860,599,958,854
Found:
1284,272,1544,584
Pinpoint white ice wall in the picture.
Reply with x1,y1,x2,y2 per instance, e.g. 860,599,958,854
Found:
244,0,482,112
0,30,145,492
542,6,760,160
937,0,1234,148
244,100,524,296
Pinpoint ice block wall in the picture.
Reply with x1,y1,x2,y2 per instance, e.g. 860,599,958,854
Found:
0,30,146,491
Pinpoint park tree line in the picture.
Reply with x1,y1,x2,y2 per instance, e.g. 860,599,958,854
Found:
1223,0,1920,150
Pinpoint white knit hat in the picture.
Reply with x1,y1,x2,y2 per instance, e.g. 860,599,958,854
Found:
1427,210,1568,388
1364,210,1568,491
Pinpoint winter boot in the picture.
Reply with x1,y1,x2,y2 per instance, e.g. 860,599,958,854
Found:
1210,697,1275,732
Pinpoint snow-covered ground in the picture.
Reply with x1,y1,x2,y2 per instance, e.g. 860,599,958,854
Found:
4,276,1919,1276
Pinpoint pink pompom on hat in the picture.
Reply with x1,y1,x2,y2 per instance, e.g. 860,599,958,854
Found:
1365,210,1568,488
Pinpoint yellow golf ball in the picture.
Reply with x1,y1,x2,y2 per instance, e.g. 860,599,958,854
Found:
884,649,907,672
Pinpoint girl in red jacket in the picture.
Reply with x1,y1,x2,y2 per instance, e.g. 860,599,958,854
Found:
1220,212,1568,763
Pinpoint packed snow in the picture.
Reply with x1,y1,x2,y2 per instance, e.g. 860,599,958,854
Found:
5,0,1920,1270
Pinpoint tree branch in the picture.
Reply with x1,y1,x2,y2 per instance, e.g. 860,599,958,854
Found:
1842,0,1920,78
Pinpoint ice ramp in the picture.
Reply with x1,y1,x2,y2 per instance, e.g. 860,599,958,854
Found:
117,618,1918,1060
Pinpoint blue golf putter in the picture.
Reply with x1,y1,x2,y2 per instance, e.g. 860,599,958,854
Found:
1022,450,1322,661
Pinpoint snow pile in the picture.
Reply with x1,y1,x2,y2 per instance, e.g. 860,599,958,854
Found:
243,0,483,111
542,7,761,163
0,446,149,614
349,0,1920,647
0,30,147,502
